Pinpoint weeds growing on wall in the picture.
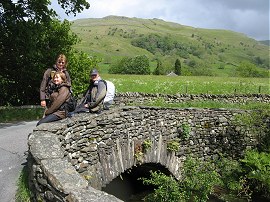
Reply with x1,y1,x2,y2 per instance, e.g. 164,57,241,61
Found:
142,139,152,152
167,139,180,152
179,123,191,139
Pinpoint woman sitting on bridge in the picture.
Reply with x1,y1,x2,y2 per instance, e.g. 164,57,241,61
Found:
37,71,71,126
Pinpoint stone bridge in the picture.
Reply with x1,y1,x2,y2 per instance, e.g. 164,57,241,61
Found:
28,104,258,201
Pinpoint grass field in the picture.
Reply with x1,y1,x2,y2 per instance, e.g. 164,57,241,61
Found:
101,74,270,95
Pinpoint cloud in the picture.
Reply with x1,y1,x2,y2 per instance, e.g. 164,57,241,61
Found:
53,0,269,40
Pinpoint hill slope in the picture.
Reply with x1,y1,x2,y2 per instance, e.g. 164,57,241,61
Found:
71,16,269,76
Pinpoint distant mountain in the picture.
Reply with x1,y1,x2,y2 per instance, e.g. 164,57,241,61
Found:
71,16,269,76
259,40,270,46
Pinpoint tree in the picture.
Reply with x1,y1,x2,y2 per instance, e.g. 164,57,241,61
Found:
153,59,164,75
131,55,150,75
109,55,150,75
235,61,268,78
68,51,101,96
0,0,90,106
175,58,181,75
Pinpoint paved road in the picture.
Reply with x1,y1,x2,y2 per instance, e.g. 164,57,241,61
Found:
0,121,37,202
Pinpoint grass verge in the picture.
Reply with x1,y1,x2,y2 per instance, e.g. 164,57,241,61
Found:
15,166,31,202
0,106,43,123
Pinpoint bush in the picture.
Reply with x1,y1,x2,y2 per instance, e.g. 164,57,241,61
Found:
241,150,270,198
141,157,221,202
141,171,186,202
235,61,269,78
68,51,101,96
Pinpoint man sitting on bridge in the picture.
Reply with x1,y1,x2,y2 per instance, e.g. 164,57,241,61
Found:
71,69,107,115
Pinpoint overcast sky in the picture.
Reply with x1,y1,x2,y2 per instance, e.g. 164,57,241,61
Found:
53,0,269,41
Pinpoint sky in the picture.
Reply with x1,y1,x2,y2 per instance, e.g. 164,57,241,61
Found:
52,0,269,41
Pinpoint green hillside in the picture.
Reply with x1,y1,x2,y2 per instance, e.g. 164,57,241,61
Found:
70,16,269,76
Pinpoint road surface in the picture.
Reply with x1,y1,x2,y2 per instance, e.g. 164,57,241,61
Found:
0,121,36,202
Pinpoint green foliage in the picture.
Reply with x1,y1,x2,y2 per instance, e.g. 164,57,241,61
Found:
141,157,221,202
141,171,186,202
141,154,270,201
15,166,31,202
167,140,180,152
235,61,269,78
174,59,181,75
57,0,90,16
181,157,222,202
109,55,150,74
153,59,165,75
131,33,194,57
179,124,191,139
0,107,43,123
142,139,152,152
233,108,270,152
215,149,270,200
215,156,252,199
241,150,270,197
134,143,144,163
68,51,101,96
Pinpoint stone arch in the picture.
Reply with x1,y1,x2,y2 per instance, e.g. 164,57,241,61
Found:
92,129,183,190
102,163,173,201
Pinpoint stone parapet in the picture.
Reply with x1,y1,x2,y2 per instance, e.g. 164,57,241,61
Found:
114,92,270,106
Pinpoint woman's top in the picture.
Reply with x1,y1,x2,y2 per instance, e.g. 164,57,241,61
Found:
40,65,71,101
45,83,71,119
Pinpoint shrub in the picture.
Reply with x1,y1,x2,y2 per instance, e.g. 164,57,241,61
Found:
141,157,221,202
181,157,222,202
235,61,269,78
141,171,186,202
68,51,101,96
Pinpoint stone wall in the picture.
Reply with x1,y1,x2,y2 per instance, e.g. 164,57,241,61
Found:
28,105,258,202
114,92,270,106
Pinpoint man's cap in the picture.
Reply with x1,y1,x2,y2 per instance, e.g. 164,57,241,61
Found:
90,69,99,75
